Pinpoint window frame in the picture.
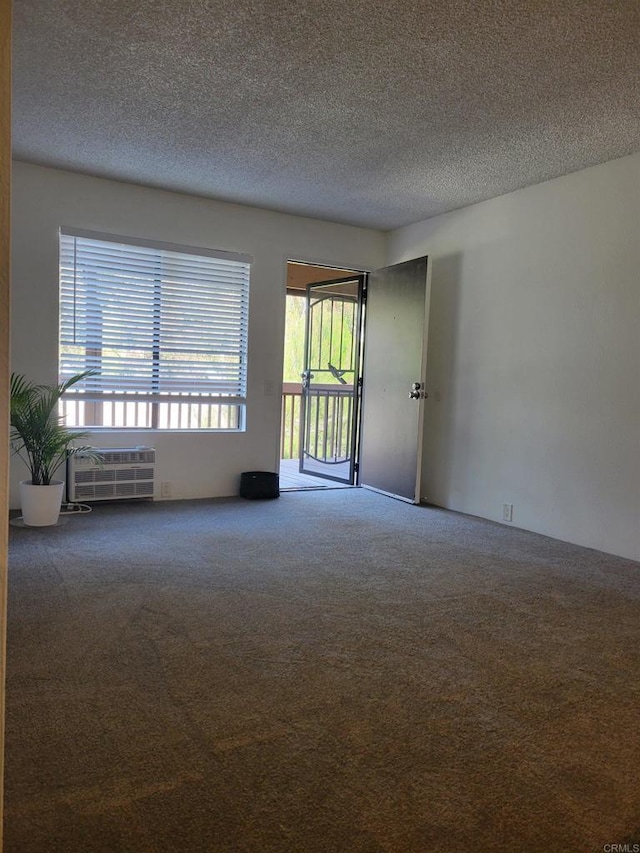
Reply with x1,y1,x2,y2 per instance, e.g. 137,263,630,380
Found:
58,228,251,432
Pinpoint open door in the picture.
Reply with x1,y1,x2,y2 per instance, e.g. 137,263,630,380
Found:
359,257,431,503
299,275,365,484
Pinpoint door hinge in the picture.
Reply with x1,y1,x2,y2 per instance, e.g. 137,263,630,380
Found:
354,462,359,473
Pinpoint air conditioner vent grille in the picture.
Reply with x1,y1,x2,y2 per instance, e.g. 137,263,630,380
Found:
67,447,156,502
98,450,155,465
72,481,155,501
93,449,155,466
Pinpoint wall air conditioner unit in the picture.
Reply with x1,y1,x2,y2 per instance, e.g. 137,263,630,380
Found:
67,447,156,502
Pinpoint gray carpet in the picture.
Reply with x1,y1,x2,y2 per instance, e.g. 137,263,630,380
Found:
4,489,640,852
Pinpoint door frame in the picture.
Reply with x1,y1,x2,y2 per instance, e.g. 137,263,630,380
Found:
1,0,12,843
279,259,369,486
279,256,430,502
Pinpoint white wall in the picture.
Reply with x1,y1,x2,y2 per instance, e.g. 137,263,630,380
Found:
10,162,385,506
388,153,640,561
11,158,640,560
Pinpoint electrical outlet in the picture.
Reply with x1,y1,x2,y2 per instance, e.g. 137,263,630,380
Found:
502,503,513,522
160,481,172,498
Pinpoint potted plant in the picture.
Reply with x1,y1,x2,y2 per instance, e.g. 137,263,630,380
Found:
10,370,99,526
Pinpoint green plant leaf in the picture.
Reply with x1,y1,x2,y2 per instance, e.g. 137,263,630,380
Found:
10,370,99,485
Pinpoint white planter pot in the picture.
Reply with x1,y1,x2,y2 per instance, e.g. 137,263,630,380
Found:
19,480,65,526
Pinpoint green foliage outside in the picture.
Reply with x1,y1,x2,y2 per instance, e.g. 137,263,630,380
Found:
282,293,356,383
282,294,307,383
281,293,356,461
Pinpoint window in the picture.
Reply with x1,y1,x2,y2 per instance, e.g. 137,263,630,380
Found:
59,229,250,430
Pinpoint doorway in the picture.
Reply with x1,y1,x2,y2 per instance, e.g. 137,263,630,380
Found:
279,256,431,501
280,261,364,491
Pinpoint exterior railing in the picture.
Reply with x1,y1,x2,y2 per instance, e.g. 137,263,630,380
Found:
59,386,350,453
281,383,303,460
60,398,240,430
280,382,354,463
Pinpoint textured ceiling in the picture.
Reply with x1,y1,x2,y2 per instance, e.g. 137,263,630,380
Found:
11,0,640,230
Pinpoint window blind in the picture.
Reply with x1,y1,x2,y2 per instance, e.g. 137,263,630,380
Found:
59,230,250,404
